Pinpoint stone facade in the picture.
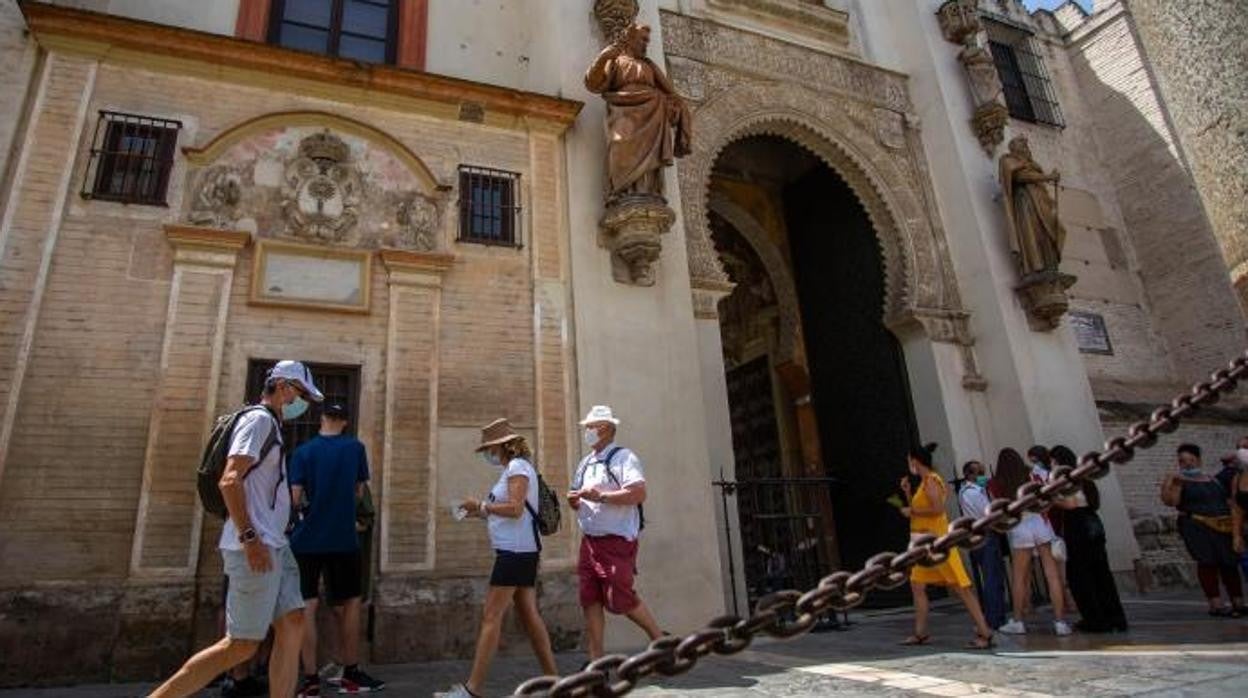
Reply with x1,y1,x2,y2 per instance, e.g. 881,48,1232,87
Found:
0,0,1245,688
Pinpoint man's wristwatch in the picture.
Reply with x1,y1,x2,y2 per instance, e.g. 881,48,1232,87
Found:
238,527,258,545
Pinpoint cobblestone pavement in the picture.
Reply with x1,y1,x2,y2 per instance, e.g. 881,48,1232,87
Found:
4,594,1246,697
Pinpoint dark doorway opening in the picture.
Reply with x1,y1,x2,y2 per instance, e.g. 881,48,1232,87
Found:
244,360,362,451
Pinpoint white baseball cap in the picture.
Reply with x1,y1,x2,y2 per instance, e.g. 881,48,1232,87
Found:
268,360,324,402
579,405,620,426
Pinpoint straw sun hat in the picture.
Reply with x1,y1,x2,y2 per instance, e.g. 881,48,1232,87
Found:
474,418,522,452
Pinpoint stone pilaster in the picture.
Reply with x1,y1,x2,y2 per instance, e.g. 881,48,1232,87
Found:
129,225,249,577
377,249,454,573
1129,0,1248,305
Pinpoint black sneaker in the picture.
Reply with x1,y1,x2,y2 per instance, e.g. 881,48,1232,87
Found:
298,675,322,698
221,676,266,698
338,667,386,693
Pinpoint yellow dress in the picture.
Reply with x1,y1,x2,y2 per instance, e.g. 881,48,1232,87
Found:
908,472,972,588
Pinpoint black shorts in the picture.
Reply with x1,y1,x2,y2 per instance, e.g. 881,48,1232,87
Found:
295,551,362,603
489,550,539,587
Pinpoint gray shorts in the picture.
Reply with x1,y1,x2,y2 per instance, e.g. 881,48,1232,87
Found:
222,545,304,640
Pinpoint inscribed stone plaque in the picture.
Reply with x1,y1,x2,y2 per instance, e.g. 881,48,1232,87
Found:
251,240,371,313
1069,310,1112,355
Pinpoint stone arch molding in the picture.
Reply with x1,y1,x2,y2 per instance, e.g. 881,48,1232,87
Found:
708,192,803,366
680,81,971,343
181,110,447,251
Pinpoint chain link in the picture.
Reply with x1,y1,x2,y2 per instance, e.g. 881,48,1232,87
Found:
510,351,1248,697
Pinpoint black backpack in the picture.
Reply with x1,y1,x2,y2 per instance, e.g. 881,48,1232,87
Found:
197,406,282,519
523,468,562,552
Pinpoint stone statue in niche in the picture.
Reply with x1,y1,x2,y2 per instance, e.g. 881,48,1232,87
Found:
395,193,440,251
281,131,361,243
187,165,242,229
585,13,692,286
999,134,1075,330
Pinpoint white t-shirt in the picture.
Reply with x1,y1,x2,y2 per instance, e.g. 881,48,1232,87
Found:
486,458,540,553
574,444,645,541
219,408,290,551
958,482,991,519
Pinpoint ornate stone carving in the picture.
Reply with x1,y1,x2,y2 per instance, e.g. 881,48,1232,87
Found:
395,193,440,251
600,195,675,286
936,0,1009,154
663,11,971,344
1016,270,1077,331
187,166,242,229
281,131,362,242
874,108,907,151
593,0,639,43
704,0,851,53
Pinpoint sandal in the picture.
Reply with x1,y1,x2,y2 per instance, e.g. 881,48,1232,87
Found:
966,633,994,650
900,634,931,646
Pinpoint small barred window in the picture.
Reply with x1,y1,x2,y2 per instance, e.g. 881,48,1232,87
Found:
82,111,181,206
457,166,522,247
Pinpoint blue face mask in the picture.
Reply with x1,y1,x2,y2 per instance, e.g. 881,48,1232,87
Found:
975,475,989,487
282,396,308,420
1180,467,1203,479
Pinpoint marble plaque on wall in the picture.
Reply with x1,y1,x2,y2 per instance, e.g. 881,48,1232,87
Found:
1069,310,1112,355
251,240,372,313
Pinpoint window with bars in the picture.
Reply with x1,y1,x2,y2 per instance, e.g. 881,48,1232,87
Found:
985,19,1065,128
245,360,362,452
269,0,398,64
457,166,522,247
82,111,181,205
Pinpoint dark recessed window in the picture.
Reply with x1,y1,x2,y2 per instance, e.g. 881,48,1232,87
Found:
269,0,397,64
985,19,1065,128
245,360,361,450
82,111,181,206
457,166,522,247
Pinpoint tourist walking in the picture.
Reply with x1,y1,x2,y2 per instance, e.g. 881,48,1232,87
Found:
150,361,323,698
436,419,557,698
900,444,994,649
1231,454,1248,580
289,402,384,696
992,447,1071,636
1160,443,1244,617
1050,445,1127,632
958,460,1007,630
569,405,665,660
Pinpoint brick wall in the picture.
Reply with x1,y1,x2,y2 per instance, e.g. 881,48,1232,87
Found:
0,0,36,183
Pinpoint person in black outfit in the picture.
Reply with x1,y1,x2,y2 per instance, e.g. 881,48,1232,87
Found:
1049,445,1127,632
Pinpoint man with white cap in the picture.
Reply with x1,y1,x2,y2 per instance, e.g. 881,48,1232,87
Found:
152,361,323,698
568,405,665,660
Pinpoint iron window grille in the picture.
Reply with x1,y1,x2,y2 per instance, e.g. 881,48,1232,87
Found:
82,111,181,206
457,166,522,247
268,0,398,65
984,19,1065,128
245,360,362,450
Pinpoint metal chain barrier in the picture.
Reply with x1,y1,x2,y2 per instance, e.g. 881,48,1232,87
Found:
511,351,1248,697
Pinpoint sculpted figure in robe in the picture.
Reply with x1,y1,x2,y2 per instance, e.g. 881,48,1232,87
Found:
999,135,1066,274
584,23,692,201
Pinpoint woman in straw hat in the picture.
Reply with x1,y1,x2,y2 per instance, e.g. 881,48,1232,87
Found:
436,419,557,698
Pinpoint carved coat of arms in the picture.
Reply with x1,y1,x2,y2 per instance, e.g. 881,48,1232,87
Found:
282,131,362,242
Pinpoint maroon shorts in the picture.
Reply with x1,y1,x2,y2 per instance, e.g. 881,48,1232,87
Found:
578,535,640,614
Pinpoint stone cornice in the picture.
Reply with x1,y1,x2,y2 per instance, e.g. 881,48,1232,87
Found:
19,1,583,132
379,248,455,274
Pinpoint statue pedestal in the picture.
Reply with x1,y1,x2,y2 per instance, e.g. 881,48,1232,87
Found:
1015,270,1077,331
600,194,675,286
972,101,1009,154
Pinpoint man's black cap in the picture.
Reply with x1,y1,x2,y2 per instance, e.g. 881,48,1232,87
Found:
323,403,349,420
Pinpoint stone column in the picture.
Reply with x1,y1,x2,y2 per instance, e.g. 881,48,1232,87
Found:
121,225,247,675
1128,0,1248,302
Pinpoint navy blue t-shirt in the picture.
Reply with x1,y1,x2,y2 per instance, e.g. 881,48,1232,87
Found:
289,434,370,554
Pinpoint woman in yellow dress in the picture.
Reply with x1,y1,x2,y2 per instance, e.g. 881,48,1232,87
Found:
900,443,994,649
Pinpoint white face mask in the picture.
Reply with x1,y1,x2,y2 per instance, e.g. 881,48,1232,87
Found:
481,451,501,467
1237,448,1248,465
584,428,600,448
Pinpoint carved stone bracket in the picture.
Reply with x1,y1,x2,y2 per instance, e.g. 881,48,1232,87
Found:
1016,270,1077,332
600,194,676,286
912,307,988,391
937,0,1008,154
691,278,736,320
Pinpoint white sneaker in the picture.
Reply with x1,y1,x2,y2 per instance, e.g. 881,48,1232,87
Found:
433,684,476,698
319,662,343,686
1054,620,1073,636
998,618,1027,635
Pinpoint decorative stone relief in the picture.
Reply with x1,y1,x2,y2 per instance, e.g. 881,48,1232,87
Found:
394,193,440,251
187,165,243,229
937,0,1009,155
281,131,362,242
874,108,907,151
592,0,639,43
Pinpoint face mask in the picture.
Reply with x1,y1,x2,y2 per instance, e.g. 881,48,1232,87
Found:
1237,448,1248,465
1180,467,1202,478
282,396,308,420
481,452,501,467
584,428,600,448
975,475,989,487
